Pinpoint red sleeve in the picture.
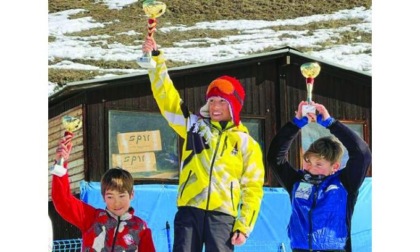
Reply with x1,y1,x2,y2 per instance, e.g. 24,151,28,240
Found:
51,166,98,232
139,228,156,252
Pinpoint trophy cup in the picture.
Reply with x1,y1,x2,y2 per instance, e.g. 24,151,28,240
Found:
51,115,83,176
136,0,166,69
300,62,321,117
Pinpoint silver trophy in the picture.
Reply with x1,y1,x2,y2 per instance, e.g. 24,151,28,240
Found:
137,0,166,68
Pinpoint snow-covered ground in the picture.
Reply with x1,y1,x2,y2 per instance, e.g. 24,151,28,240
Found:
48,4,372,96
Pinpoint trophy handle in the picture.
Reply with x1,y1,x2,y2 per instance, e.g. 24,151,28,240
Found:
56,131,74,166
137,18,158,68
137,0,166,69
306,83,313,103
51,116,81,176
147,18,157,38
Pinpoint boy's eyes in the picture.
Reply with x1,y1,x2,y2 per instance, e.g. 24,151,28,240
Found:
105,193,128,199
209,98,226,103
304,159,324,167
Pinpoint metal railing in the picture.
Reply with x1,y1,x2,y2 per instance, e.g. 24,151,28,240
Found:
52,238,82,252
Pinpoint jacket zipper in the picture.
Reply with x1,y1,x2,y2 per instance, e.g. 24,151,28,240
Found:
205,131,223,210
308,185,318,251
111,216,121,252
220,136,228,156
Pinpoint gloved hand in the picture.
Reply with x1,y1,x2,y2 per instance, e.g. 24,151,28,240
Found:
316,114,334,128
293,116,308,129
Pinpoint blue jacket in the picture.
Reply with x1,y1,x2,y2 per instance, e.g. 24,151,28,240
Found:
267,120,372,251
289,171,347,250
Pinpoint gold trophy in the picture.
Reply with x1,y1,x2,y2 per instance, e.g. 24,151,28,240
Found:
51,116,83,176
137,0,166,68
300,62,321,117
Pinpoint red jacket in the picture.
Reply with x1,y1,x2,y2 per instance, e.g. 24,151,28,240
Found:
51,168,156,252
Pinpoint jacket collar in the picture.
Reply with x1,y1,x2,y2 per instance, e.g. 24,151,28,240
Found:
105,207,134,221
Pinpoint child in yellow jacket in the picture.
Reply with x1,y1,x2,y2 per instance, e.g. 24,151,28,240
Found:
142,37,265,252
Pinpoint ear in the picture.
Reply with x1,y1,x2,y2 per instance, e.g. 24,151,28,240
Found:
129,190,134,200
332,162,340,172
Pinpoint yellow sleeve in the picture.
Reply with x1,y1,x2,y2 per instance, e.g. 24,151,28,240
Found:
233,137,265,236
148,52,188,139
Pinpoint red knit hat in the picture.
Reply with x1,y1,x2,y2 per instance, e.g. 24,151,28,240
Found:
199,75,245,126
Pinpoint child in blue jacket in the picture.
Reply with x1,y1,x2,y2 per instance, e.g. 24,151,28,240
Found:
267,101,371,252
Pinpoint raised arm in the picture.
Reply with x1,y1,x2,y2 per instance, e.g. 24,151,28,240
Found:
267,101,311,192
50,133,97,231
142,37,191,138
314,102,372,192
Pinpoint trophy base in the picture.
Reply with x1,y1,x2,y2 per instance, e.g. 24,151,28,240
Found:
137,56,156,69
302,104,316,117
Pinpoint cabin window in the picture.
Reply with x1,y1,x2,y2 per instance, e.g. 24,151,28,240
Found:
107,110,265,180
300,120,367,169
108,110,179,180
242,118,264,153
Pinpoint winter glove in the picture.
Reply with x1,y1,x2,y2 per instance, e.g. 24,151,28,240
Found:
316,114,334,128
292,116,308,129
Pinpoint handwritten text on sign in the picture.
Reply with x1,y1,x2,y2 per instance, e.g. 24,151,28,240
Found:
117,130,162,153
112,152,157,172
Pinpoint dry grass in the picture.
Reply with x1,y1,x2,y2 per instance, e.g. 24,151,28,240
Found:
48,0,372,85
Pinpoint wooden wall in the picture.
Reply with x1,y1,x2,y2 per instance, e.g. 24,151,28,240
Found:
48,105,85,199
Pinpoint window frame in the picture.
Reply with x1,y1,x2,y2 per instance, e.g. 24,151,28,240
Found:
300,120,368,169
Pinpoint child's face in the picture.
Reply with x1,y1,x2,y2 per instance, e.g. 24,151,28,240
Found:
208,97,232,122
303,155,340,176
104,189,133,217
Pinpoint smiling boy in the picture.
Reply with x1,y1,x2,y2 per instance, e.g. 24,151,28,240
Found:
51,133,156,252
142,37,265,252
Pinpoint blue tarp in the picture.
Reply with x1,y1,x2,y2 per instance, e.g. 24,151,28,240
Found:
80,178,372,252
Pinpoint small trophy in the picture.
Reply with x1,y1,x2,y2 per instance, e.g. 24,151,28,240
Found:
136,0,166,69
51,115,83,176
300,62,321,117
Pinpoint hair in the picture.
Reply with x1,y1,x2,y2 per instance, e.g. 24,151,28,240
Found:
100,168,134,197
303,136,344,164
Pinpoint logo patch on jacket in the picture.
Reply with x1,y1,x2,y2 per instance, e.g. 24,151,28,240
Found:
295,182,312,200
123,234,134,245
231,142,238,156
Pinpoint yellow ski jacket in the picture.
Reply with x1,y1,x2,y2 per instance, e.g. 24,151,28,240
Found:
147,52,265,236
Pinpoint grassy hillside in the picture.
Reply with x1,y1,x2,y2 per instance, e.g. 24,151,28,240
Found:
48,0,372,85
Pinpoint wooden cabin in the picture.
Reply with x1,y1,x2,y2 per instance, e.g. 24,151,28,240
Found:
48,46,372,239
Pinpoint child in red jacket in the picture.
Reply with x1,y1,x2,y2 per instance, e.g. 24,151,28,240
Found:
51,133,156,252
